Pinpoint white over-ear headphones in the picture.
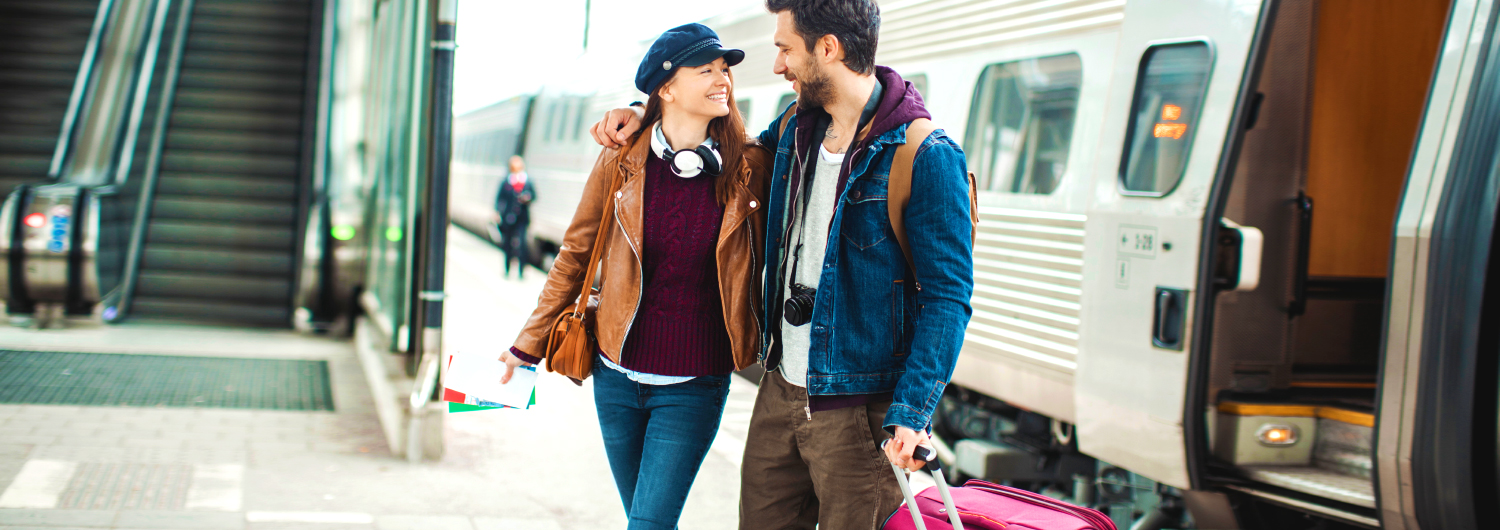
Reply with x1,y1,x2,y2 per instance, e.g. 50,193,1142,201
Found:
651,123,722,178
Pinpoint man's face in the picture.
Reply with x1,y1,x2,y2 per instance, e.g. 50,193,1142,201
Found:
773,12,833,108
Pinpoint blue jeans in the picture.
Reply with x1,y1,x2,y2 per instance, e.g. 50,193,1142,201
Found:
592,356,731,530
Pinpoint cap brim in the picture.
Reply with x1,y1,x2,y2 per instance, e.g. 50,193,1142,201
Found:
679,46,745,69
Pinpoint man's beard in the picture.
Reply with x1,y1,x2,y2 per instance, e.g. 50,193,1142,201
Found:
794,61,833,109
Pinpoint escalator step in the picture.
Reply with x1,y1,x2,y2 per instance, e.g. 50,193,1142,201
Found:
0,154,49,176
151,196,296,224
187,33,308,55
0,88,72,108
0,0,102,16
136,271,290,303
147,220,294,249
168,108,302,133
173,88,303,113
191,15,311,38
182,51,307,75
177,70,305,93
130,297,290,327
166,130,300,155
156,173,298,200
160,151,299,177
0,39,89,56
0,108,64,127
196,0,313,19
0,133,57,154
142,246,293,276
0,53,90,72
0,69,75,89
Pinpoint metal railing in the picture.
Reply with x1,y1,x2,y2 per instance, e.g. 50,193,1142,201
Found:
104,0,196,321
48,0,119,178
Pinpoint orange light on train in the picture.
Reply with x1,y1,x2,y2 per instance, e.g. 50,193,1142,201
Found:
1153,123,1188,140
1161,104,1182,121
23,213,45,228
1256,423,1299,446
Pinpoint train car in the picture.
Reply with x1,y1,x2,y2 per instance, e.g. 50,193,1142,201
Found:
450,95,533,244
453,1,1500,527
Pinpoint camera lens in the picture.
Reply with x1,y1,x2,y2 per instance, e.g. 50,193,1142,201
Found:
783,283,815,327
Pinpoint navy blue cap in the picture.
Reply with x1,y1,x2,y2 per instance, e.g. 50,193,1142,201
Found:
635,23,745,96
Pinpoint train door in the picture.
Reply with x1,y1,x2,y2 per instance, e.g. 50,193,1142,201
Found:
1073,0,1274,488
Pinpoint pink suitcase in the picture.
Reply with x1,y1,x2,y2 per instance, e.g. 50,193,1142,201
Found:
880,444,1116,530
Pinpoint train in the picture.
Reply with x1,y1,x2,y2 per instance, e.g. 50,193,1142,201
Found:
451,1,1500,528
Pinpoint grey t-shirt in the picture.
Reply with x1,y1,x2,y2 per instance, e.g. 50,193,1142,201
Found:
780,144,845,388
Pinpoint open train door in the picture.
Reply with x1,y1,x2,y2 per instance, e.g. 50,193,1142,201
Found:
1073,0,1276,488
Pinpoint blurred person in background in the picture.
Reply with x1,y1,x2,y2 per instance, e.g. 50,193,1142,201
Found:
499,23,772,530
494,155,536,279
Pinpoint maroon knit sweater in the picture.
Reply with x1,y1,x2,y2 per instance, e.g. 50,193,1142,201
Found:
615,155,736,376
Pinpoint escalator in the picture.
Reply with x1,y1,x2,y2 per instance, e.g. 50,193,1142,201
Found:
129,0,320,326
0,0,102,197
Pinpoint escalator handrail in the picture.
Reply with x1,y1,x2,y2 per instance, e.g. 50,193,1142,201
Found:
110,0,195,320
49,0,119,178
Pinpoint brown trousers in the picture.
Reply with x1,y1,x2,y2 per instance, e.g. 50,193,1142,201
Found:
739,370,903,529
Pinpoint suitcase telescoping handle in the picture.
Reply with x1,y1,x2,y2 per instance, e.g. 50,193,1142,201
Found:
883,440,964,530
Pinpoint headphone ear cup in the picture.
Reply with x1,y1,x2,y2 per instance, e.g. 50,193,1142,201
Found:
696,145,722,176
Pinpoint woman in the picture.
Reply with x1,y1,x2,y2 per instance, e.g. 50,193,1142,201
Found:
499,23,770,529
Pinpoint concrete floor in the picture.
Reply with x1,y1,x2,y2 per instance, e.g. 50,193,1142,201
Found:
0,226,758,530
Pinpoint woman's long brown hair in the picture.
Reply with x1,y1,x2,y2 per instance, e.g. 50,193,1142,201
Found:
636,68,744,205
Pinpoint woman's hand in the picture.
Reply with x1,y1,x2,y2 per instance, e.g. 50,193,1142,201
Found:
499,349,534,384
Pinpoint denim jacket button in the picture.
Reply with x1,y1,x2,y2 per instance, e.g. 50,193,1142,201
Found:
853,191,862,199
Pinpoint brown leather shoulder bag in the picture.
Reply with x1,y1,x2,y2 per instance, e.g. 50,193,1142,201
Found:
541,161,623,381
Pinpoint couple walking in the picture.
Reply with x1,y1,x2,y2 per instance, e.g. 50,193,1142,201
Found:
501,1,975,528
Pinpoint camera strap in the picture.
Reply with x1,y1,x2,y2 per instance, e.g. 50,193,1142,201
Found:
786,82,882,289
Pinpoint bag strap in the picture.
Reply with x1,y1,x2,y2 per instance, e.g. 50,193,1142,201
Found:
777,101,797,140
571,157,625,317
888,118,938,284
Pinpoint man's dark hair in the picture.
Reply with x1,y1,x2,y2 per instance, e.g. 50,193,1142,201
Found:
766,0,880,75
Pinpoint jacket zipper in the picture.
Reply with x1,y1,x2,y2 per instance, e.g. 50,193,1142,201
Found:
614,192,644,365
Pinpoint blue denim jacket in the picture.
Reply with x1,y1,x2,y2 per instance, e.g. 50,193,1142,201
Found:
757,103,975,433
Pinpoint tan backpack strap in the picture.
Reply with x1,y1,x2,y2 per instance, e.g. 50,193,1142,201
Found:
776,102,797,141
888,118,938,281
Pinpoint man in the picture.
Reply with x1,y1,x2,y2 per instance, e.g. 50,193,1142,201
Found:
591,1,973,527
494,155,535,279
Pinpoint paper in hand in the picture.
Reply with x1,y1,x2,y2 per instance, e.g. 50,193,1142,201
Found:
444,352,537,410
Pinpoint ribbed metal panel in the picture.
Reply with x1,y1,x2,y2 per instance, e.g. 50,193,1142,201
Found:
880,0,1126,63
965,206,1086,371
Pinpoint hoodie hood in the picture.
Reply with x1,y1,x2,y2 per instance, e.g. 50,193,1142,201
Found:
866,66,932,140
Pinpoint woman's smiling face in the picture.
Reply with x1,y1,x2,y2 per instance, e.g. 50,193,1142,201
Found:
661,57,732,119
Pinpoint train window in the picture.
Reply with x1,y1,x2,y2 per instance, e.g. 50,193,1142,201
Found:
1119,42,1212,196
964,54,1081,195
906,73,929,99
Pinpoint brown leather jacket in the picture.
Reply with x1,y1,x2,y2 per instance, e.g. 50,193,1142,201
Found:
513,132,772,371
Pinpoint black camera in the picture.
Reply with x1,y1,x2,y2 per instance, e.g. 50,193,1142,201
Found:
784,283,816,327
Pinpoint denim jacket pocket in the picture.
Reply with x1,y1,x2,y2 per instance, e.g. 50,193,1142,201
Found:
840,177,890,250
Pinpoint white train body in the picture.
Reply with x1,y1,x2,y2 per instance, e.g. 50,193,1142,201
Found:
454,1,1500,528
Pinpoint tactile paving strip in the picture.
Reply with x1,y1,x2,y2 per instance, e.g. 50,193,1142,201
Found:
57,462,193,510
0,350,333,411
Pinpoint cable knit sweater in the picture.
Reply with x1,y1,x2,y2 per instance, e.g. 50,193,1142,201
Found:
615,154,736,376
